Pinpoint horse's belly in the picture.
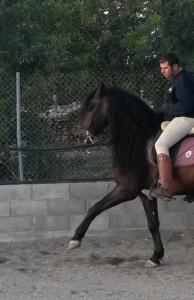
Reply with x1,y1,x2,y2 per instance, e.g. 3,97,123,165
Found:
171,166,194,195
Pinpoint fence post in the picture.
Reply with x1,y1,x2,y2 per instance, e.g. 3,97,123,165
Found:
16,72,24,181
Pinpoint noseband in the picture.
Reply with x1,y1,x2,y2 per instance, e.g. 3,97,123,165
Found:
77,99,101,144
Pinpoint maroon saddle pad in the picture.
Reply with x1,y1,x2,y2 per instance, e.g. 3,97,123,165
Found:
149,133,194,168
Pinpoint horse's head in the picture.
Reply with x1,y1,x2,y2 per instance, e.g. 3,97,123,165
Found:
75,83,108,143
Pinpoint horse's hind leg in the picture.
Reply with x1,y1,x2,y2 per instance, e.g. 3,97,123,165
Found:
68,186,130,250
140,193,164,267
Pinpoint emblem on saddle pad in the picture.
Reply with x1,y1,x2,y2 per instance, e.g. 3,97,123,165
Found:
186,151,192,158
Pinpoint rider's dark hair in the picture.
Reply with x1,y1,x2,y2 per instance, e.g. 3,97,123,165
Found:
159,52,180,67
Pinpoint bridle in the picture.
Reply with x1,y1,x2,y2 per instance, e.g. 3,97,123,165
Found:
77,98,101,144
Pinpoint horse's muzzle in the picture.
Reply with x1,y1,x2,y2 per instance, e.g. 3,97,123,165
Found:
75,129,94,144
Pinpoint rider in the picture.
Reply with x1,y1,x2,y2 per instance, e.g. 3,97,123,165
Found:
150,52,194,200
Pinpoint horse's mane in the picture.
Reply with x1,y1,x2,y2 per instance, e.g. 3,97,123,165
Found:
106,86,159,187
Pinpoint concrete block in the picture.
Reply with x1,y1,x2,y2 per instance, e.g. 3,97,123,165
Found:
46,230,73,238
34,230,73,239
0,216,33,231
71,182,109,200
12,230,73,241
12,230,77,242
188,212,194,228
11,200,48,216
159,212,188,229
166,196,186,212
166,195,194,212
85,229,128,236
33,215,70,231
32,183,70,200
0,202,10,216
49,199,87,215
12,231,35,242
31,231,50,240
110,214,146,229
126,197,145,214
108,181,116,192
33,230,73,240
0,185,31,201
0,232,12,242
157,199,166,213
87,199,126,214
71,214,109,231
185,201,194,211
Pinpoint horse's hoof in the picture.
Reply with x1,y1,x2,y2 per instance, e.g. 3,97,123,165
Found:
144,260,160,268
67,240,81,251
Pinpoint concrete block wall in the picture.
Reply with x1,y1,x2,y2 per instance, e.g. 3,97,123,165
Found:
0,182,193,242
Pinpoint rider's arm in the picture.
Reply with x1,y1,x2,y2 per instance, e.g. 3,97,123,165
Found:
156,81,194,116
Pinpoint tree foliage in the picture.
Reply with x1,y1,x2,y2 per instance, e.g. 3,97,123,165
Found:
0,0,194,75
1,0,194,182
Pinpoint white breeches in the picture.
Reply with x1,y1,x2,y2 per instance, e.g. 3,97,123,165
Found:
155,117,194,156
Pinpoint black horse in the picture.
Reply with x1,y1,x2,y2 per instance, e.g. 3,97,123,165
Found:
68,84,194,267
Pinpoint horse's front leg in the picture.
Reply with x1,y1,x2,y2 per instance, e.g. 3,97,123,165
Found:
140,193,164,267
68,186,131,250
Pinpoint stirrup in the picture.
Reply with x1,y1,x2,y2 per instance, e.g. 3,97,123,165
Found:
150,186,176,201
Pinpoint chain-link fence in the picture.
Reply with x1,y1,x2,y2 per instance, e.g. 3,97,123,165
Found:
0,67,192,184
1,0,194,184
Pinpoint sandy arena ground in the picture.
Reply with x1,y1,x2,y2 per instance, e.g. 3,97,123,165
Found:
0,229,194,300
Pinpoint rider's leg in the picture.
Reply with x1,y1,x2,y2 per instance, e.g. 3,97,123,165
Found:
151,117,194,200
151,153,173,199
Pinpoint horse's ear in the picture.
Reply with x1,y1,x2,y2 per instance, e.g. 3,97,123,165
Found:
95,83,106,99
100,83,105,95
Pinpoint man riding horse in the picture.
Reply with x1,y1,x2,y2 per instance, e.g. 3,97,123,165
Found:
71,64,194,266
148,52,194,200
